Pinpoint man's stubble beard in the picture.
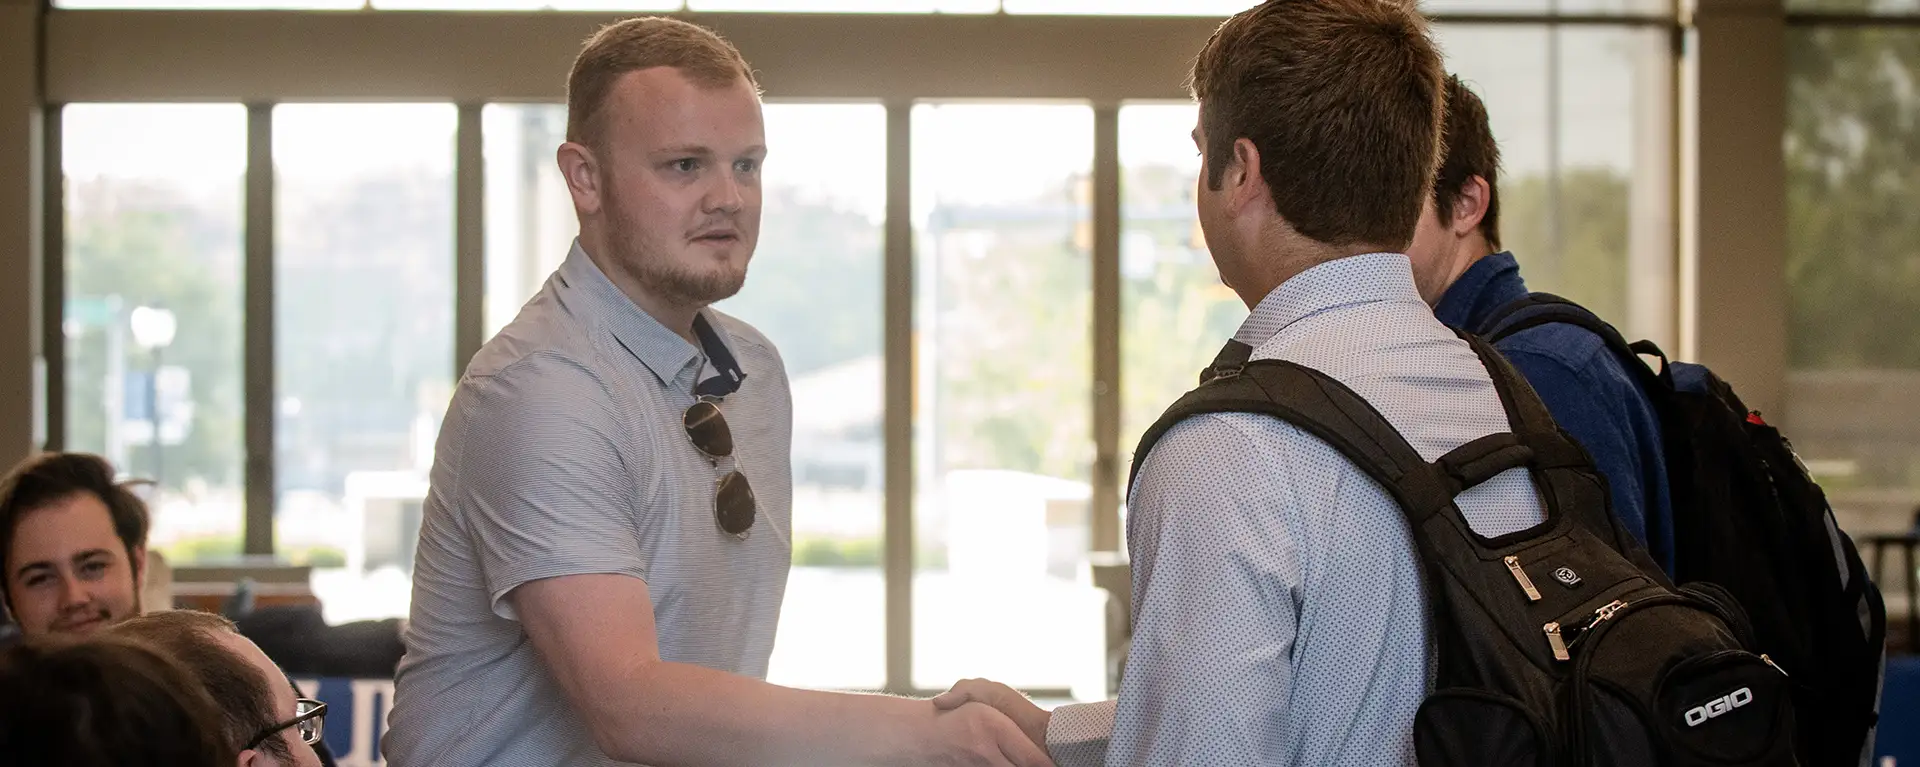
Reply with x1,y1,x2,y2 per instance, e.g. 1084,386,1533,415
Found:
605,190,750,310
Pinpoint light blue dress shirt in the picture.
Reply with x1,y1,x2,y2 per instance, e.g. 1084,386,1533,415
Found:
1046,253,1546,766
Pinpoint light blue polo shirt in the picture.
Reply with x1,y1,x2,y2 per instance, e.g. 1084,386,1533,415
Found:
385,242,794,767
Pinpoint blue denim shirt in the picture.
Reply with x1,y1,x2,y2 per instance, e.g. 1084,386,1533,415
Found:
1434,252,1676,573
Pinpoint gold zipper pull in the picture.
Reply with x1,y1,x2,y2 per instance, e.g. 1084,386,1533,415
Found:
1504,555,1543,602
1761,654,1788,677
1592,599,1627,625
1545,622,1570,661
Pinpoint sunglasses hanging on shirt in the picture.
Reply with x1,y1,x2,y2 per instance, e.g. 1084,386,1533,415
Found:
684,314,756,538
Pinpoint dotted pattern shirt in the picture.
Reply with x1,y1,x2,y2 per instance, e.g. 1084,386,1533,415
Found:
1047,253,1546,766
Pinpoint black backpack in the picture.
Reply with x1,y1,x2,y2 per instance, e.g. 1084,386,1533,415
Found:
1481,293,1886,767
1132,333,1797,767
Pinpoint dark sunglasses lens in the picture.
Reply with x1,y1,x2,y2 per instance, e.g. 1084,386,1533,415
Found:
683,401,734,458
715,471,756,536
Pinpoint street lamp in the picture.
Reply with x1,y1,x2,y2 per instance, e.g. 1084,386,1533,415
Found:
129,306,176,491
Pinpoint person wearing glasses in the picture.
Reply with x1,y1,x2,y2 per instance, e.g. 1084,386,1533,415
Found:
0,632,238,766
111,609,328,767
385,14,1049,767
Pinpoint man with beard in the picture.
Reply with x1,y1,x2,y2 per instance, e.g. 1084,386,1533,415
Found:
384,16,1050,767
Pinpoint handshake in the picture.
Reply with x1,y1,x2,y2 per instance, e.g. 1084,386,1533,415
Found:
919,678,1058,767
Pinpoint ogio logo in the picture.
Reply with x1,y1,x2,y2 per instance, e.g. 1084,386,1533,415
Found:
1684,687,1753,727
1554,567,1581,587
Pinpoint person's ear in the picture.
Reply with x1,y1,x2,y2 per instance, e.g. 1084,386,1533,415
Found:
130,544,147,588
1449,175,1493,237
557,141,605,218
1226,137,1266,214
236,748,266,767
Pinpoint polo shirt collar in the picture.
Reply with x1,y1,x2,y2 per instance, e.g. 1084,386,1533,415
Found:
556,240,742,391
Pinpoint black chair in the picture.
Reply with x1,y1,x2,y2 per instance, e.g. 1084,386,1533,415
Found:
1866,507,1920,652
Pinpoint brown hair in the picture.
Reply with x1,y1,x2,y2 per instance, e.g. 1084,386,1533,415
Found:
566,16,758,148
0,633,236,767
1434,74,1503,249
1188,0,1446,250
0,452,149,608
111,610,292,760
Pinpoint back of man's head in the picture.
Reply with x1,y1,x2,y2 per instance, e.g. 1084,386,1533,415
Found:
111,610,292,761
1188,0,1445,252
565,16,757,150
0,452,150,610
0,633,235,767
1434,74,1503,250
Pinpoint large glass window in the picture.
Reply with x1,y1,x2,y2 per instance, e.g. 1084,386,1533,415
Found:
1117,102,1243,503
63,104,248,566
274,104,457,624
911,103,1104,693
720,103,889,691
1438,24,1677,349
1117,25,1675,494
1783,26,1920,538
483,104,575,339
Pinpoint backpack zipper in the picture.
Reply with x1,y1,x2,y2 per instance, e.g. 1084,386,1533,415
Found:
1545,622,1571,661
1504,555,1544,601
1544,599,1628,661
1761,653,1788,677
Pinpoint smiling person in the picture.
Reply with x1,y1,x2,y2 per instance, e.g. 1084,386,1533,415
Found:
383,16,1049,767
0,452,150,637
0,451,340,767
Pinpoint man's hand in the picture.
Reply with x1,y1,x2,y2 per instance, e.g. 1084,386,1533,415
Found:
914,700,1055,767
933,679,1052,755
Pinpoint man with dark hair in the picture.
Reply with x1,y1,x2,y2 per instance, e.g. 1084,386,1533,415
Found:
938,1,1546,763
0,452,337,767
0,451,150,636
0,632,237,767
1407,75,1674,572
112,610,326,767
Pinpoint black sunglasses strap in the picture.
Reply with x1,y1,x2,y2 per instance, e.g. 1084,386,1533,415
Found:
693,313,747,397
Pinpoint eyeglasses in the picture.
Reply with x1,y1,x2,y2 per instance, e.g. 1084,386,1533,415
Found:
244,698,327,751
683,397,757,538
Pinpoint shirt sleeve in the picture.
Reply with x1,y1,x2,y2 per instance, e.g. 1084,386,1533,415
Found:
1102,414,1303,766
1046,699,1118,766
450,352,651,620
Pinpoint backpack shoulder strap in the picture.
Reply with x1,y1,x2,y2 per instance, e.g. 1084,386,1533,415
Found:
1457,329,1588,473
1480,292,1675,392
1461,328,1667,568
1130,340,1520,528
